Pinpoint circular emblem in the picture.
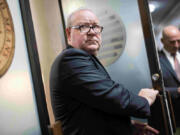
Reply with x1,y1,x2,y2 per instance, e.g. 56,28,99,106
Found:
0,0,15,77
96,8,126,67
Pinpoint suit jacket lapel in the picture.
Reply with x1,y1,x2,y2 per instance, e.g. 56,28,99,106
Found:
66,45,111,78
160,51,179,82
91,55,111,79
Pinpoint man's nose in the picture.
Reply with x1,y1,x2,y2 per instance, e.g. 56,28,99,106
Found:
175,41,179,48
87,27,96,34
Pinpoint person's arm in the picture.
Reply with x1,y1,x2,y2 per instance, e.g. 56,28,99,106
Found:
60,49,152,118
138,88,158,106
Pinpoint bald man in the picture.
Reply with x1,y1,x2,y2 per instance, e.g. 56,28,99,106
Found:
159,25,180,131
50,8,159,135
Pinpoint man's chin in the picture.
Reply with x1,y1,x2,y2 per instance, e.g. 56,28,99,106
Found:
86,46,99,55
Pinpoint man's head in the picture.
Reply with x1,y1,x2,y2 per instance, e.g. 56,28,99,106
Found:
161,25,180,54
66,9,103,56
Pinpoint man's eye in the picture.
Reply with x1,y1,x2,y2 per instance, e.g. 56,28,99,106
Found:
94,25,100,28
81,25,89,28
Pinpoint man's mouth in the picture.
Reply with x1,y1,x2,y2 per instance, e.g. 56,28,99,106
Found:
86,40,98,44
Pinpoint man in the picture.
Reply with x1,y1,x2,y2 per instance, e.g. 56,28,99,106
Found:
159,25,180,134
50,9,159,135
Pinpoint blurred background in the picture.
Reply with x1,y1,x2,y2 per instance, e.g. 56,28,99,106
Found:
148,0,180,50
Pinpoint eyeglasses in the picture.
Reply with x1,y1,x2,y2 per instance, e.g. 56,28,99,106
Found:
70,25,103,34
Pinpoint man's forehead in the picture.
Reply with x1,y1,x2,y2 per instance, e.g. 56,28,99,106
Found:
71,10,99,25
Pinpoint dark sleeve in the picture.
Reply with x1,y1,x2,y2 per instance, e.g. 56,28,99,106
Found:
59,49,150,118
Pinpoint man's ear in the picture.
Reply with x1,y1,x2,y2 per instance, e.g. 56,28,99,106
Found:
66,28,71,42
161,38,164,44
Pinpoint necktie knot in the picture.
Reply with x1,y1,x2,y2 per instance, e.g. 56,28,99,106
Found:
171,53,176,57
171,53,177,61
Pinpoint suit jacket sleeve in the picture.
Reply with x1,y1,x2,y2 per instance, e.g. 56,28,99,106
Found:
53,48,150,118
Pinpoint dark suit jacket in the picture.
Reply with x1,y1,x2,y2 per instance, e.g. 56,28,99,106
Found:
158,51,180,126
50,46,150,135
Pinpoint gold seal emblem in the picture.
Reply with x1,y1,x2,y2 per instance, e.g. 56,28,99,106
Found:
0,0,15,77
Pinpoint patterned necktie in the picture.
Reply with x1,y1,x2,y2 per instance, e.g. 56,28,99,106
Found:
172,54,180,80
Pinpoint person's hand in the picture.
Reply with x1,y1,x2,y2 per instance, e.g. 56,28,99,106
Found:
131,120,159,135
138,88,159,106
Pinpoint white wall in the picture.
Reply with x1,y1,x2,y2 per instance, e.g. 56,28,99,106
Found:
29,0,64,124
0,1,41,135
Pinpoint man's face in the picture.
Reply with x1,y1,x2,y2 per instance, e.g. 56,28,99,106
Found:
66,10,102,55
162,30,180,54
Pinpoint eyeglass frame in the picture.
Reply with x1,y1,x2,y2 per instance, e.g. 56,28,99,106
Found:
69,24,103,34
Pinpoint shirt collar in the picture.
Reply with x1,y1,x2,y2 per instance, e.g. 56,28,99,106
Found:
162,48,173,58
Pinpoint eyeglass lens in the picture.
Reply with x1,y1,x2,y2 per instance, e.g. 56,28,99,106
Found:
80,25,102,33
